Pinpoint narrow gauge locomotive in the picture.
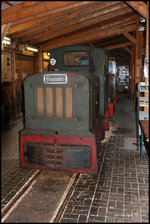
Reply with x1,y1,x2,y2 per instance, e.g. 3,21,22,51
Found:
20,45,109,174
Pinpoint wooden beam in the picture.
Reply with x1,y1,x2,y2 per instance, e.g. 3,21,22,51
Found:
103,42,132,50
122,31,136,45
7,2,95,35
35,51,43,73
125,1,147,19
1,1,95,25
12,1,120,39
94,35,126,48
10,2,96,28
40,24,137,52
2,2,39,16
2,1,13,6
28,13,136,44
1,23,11,42
29,11,136,45
123,46,132,55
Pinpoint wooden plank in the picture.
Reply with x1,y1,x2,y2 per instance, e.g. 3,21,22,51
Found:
2,1,76,24
126,1,147,19
8,2,97,36
1,1,96,25
15,1,120,40
103,42,132,50
2,1,13,6
122,31,136,45
95,35,126,48
29,13,136,44
123,46,132,55
1,23,11,42
2,2,39,16
22,3,131,42
41,24,137,52
29,10,135,44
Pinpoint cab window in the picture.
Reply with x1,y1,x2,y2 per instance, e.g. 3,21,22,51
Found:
64,51,89,66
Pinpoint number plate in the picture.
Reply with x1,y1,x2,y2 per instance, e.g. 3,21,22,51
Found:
43,74,67,84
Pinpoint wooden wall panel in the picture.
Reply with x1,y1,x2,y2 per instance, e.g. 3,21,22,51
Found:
43,60,49,71
1,52,11,82
15,54,35,100
15,54,35,79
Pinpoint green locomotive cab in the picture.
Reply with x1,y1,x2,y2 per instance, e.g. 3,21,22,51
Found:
19,45,111,174
20,70,103,173
49,45,108,118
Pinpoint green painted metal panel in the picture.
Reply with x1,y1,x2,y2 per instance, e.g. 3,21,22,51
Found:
93,47,107,116
24,71,92,131
49,45,108,117
50,45,90,73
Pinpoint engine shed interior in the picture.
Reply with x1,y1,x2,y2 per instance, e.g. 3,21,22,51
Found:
1,1,149,222
1,1,149,128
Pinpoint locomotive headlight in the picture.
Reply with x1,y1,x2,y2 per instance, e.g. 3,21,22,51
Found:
50,58,56,65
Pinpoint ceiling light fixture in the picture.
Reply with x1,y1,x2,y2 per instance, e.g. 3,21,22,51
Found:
2,36,11,45
26,45,38,52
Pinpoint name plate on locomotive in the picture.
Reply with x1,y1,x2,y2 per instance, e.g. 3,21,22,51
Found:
43,74,67,84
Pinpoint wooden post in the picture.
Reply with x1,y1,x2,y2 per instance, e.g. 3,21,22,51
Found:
134,19,144,110
10,52,16,98
144,1,149,111
135,24,143,84
131,45,135,99
145,1,149,60
35,50,43,73
1,23,11,42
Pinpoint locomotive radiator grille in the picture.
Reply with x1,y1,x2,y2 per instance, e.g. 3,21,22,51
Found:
66,87,72,118
46,87,53,118
23,142,91,169
37,87,44,116
56,87,63,118
36,87,72,118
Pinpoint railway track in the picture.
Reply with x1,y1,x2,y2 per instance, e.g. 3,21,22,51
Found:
1,170,79,223
49,173,79,223
1,170,41,222
1,141,106,223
